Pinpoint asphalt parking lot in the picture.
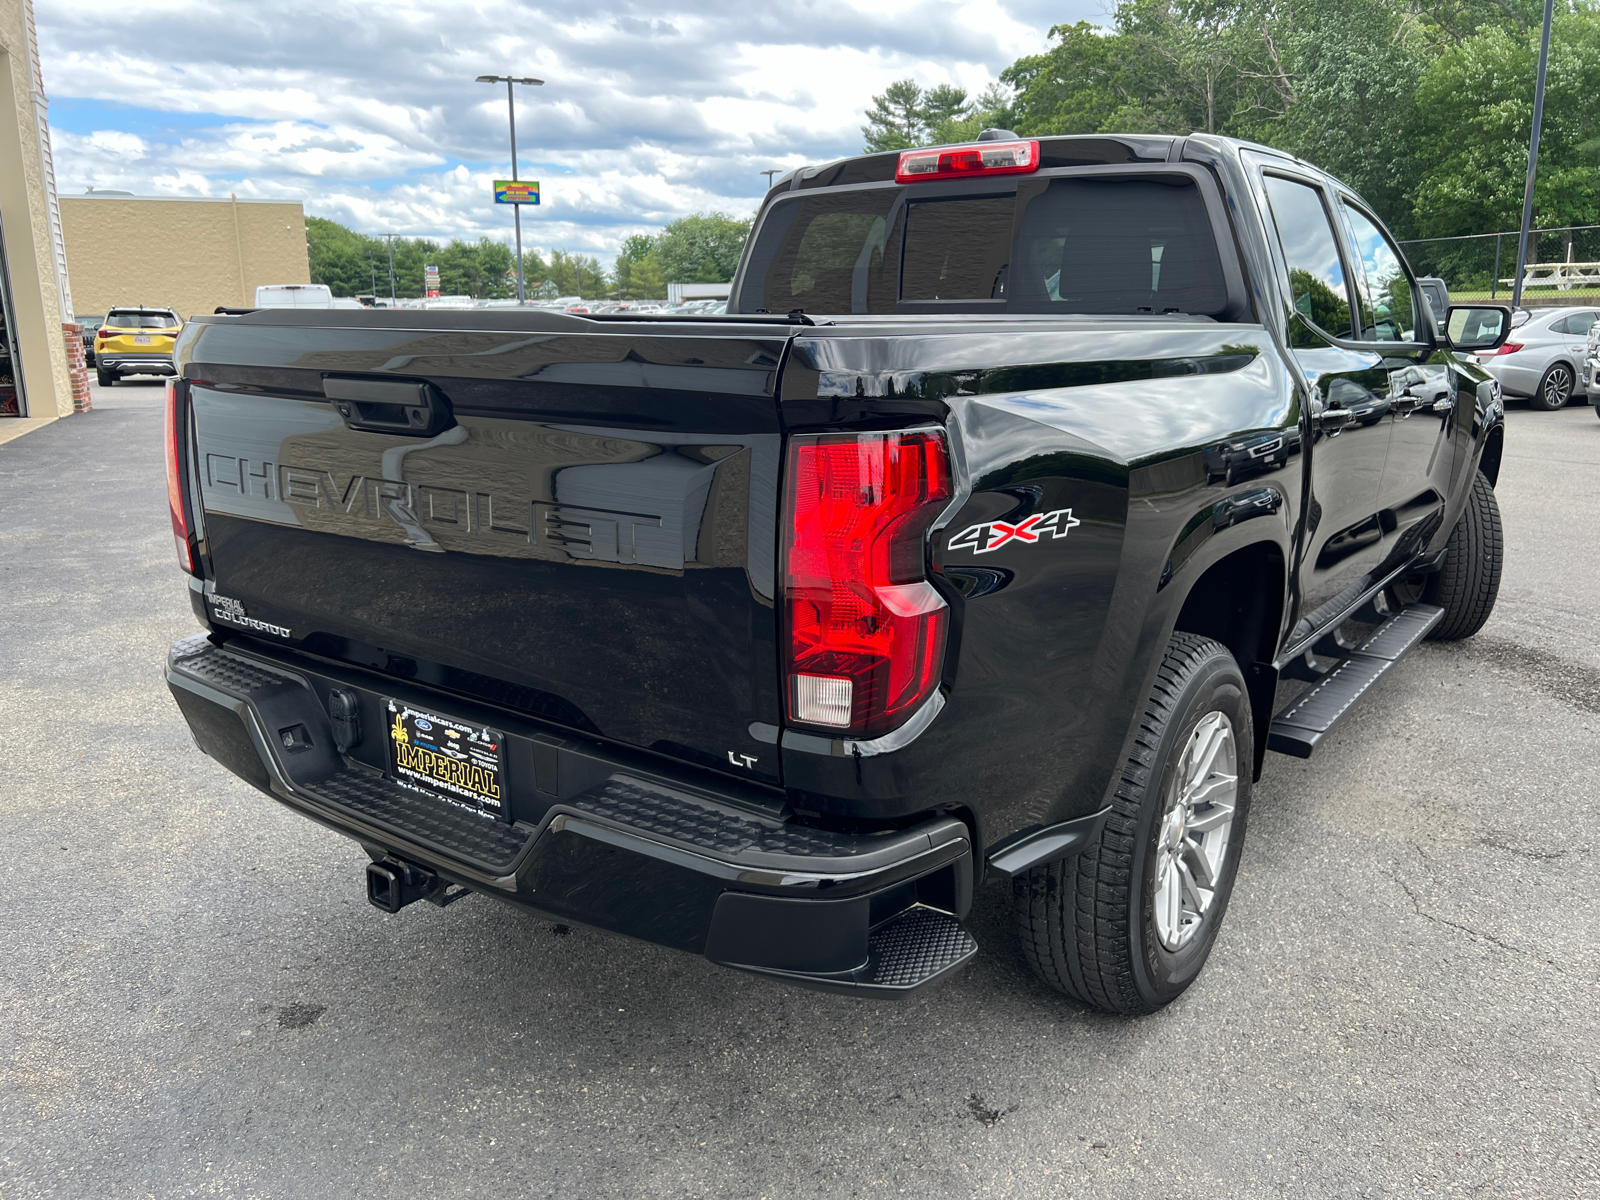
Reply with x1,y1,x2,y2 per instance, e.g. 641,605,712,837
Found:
2,378,1597,1199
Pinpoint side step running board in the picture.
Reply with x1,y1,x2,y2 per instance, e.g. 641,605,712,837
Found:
1268,604,1444,758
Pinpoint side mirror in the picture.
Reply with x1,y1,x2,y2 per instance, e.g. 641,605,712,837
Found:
1444,304,1512,352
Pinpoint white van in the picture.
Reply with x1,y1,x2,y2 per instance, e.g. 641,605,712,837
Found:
255,284,334,309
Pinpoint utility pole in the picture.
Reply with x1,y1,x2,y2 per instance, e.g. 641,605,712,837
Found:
477,74,544,304
761,168,781,189
385,234,397,304
1512,0,1556,311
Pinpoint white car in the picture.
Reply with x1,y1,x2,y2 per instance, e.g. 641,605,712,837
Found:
1471,305,1597,410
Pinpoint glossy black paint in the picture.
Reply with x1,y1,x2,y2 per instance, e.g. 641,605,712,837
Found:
169,134,1502,894
181,316,790,788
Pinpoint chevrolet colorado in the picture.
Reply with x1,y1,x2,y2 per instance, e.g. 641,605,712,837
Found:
163,133,1510,1014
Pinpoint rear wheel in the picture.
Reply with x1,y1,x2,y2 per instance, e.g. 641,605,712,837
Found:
1531,362,1574,410
1012,633,1252,1014
1424,471,1503,640
96,368,114,387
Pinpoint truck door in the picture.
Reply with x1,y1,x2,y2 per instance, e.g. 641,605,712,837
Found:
1258,170,1392,618
1338,198,1453,560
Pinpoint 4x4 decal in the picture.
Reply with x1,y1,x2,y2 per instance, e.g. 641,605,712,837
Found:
947,508,1080,554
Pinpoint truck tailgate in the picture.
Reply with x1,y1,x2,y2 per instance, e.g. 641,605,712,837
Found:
184,318,790,785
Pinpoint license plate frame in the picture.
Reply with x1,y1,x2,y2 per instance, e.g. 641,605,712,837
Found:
385,700,507,821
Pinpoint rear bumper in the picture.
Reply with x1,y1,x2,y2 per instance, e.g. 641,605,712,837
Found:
165,634,979,995
100,352,175,374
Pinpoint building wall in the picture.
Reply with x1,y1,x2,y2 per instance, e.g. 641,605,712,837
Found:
0,0,78,418
60,196,310,322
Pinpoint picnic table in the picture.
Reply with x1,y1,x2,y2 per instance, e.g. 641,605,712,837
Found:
1501,261,1600,290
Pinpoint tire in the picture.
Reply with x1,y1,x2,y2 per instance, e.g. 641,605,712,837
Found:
1012,633,1253,1014
1531,362,1575,410
96,368,114,387
1424,470,1503,640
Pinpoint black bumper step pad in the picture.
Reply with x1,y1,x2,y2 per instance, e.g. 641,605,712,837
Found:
316,769,530,872
865,906,978,991
1268,604,1443,758
572,776,873,863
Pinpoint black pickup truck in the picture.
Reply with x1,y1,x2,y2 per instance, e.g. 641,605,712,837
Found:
162,133,1510,1014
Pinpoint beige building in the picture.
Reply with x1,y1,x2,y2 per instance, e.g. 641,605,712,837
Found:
61,194,311,321
0,0,84,420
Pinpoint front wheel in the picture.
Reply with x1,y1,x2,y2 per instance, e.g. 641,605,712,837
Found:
1425,471,1503,640
1012,633,1252,1014
1531,362,1575,410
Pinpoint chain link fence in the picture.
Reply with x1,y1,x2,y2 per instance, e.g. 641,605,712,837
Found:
1400,225,1600,306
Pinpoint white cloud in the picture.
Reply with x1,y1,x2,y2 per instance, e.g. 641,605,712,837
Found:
34,0,1095,262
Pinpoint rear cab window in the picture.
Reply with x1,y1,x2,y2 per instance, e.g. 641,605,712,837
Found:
736,157,1241,320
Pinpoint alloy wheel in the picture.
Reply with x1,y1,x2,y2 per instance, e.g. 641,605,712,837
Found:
1544,364,1573,407
1153,711,1240,951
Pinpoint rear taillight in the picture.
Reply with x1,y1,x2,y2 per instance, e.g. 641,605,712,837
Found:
164,379,198,575
1483,342,1523,356
895,139,1040,183
782,429,952,737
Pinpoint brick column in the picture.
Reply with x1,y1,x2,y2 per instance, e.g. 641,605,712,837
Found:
62,323,91,413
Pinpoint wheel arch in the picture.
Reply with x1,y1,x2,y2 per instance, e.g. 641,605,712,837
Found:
1170,540,1285,781
1478,420,1505,487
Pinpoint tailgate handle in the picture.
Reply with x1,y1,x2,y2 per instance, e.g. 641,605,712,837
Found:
324,377,454,437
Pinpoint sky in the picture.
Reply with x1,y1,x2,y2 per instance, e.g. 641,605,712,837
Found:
33,0,1099,268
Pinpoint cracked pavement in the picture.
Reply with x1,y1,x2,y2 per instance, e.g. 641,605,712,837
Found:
1,381,1596,1198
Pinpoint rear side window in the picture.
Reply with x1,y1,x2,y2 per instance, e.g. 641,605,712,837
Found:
1008,178,1228,315
738,191,898,315
1262,175,1355,345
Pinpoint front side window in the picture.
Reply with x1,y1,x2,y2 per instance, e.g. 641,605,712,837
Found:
1343,204,1418,341
1262,175,1355,346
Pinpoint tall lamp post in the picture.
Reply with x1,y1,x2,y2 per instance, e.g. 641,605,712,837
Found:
1511,0,1556,311
476,73,544,303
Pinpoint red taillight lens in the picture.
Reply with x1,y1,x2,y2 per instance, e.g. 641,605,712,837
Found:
782,429,952,737
164,379,197,575
1484,342,1523,356
895,139,1040,183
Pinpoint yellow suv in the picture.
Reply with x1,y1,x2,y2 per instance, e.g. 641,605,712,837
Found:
95,307,182,386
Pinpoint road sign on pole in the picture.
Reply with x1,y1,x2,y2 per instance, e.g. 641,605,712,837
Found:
424,264,440,299
495,180,540,205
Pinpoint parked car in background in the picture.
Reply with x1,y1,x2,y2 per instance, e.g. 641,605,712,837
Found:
255,284,335,309
76,314,105,366
1584,320,1600,409
1470,304,1597,410
1416,277,1449,337
95,307,181,386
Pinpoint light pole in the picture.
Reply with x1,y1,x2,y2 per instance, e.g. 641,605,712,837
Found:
761,169,781,189
476,73,544,304
1511,0,1556,311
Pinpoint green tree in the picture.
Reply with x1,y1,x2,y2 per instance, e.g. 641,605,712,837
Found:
862,79,929,152
654,213,752,283
1412,12,1600,237
614,233,667,299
